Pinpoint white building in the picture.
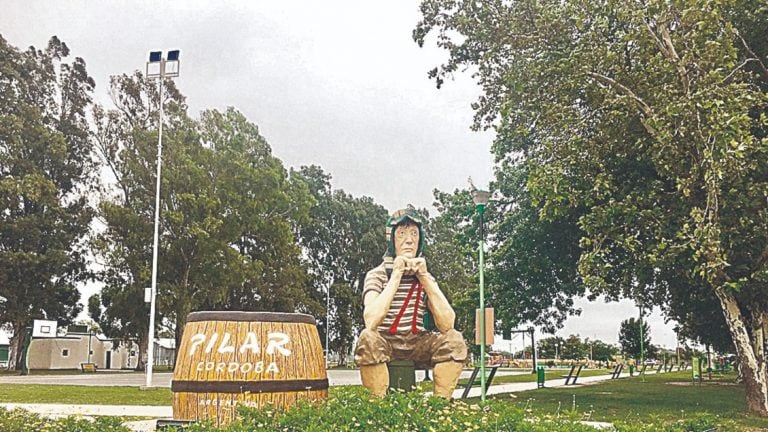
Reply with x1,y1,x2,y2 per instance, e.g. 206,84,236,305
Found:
27,328,139,370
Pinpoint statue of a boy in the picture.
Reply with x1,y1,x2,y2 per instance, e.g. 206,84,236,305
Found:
354,208,467,398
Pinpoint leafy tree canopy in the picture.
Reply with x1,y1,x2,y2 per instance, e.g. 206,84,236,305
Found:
619,317,652,361
91,72,318,363
0,35,96,369
416,0,768,414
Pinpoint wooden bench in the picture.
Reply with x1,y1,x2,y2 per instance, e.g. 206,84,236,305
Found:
610,363,623,379
561,364,583,385
461,365,499,398
80,362,97,373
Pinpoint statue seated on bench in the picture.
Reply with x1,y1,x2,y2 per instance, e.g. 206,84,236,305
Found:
354,209,467,399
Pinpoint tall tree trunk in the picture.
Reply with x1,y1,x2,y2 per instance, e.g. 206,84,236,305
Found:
8,322,23,371
136,335,147,371
714,288,768,416
9,320,29,371
175,301,192,366
753,311,765,382
173,265,192,360
338,341,347,367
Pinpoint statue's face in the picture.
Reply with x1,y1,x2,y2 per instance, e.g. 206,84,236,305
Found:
394,222,419,259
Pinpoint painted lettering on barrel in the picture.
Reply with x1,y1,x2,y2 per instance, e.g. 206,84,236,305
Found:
189,332,292,356
194,360,279,374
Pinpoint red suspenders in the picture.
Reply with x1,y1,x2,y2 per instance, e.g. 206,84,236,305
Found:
388,280,423,335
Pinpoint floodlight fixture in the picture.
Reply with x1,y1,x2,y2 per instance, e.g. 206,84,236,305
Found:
146,50,180,78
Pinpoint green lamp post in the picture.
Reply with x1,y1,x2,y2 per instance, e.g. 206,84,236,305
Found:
639,303,645,382
472,189,490,401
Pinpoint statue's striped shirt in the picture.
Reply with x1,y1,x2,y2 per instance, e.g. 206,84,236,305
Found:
362,264,430,335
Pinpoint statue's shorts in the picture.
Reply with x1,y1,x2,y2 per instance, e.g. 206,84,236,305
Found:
354,328,468,368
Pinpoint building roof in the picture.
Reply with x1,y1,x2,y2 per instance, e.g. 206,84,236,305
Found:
156,338,176,349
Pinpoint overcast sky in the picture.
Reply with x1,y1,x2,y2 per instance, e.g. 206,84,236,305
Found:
2,1,683,350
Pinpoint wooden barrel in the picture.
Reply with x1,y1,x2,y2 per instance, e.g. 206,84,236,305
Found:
172,311,328,425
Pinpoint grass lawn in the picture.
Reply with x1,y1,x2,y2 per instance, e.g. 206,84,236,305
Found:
2,369,767,430
503,371,768,431
0,384,172,405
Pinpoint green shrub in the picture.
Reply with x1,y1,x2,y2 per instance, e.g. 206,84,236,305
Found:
180,387,598,432
0,391,737,432
613,413,738,432
0,407,131,432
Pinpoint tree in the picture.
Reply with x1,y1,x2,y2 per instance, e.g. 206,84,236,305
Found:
488,162,584,334
665,276,735,354
428,184,583,355
428,190,479,351
416,0,768,415
589,339,620,363
537,336,562,360
561,334,587,360
90,71,189,369
619,317,651,362
295,166,387,365
92,72,317,365
0,35,96,369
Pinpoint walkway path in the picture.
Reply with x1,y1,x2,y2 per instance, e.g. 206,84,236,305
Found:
0,368,527,387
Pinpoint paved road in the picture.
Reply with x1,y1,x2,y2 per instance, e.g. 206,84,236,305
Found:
0,368,528,387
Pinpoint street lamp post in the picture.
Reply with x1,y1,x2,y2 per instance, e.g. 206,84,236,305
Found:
639,305,644,359
144,49,180,388
472,189,490,401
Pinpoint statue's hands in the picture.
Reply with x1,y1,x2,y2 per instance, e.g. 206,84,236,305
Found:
393,256,408,275
410,258,429,278
395,256,429,277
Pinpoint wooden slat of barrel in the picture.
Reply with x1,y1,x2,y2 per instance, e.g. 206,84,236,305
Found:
172,312,328,426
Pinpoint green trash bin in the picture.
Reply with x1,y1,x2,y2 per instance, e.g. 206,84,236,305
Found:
537,367,545,388
388,360,416,392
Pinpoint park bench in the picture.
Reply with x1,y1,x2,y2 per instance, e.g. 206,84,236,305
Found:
561,364,583,385
461,364,499,399
80,362,97,373
610,363,623,379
